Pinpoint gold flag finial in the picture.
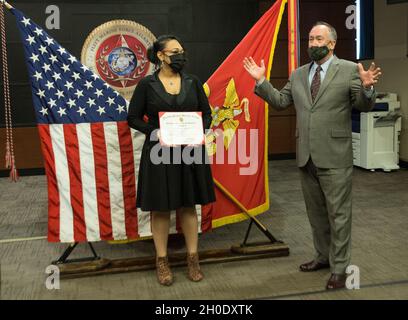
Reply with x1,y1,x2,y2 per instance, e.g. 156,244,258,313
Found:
1,1,13,10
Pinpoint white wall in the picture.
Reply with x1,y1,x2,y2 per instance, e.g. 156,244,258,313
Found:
371,1,408,162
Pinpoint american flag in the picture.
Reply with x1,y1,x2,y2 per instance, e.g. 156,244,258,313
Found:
12,8,205,242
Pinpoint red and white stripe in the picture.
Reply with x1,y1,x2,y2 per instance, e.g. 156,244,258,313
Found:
39,121,204,243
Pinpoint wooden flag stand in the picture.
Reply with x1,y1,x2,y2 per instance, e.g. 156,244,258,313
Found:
54,217,289,279
52,242,100,265
54,180,289,279
56,243,289,280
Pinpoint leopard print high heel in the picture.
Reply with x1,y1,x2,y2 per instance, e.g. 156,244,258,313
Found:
186,252,204,282
156,256,173,286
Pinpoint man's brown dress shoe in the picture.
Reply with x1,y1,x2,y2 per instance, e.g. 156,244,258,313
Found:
326,273,346,290
299,260,330,272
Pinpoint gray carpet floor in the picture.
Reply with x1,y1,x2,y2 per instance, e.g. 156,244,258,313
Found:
0,160,407,300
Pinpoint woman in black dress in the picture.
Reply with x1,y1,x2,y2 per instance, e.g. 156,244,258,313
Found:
127,35,216,286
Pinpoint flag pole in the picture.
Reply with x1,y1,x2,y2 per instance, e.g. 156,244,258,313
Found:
213,179,280,243
0,0,13,10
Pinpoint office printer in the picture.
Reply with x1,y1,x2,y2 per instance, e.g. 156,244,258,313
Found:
352,93,402,172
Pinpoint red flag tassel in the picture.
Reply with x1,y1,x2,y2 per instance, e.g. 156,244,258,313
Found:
5,141,11,168
1,2,18,182
10,159,19,182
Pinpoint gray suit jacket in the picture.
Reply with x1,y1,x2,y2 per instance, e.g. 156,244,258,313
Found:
255,56,377,168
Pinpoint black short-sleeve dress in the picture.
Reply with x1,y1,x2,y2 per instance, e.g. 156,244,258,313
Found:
127,71,216,212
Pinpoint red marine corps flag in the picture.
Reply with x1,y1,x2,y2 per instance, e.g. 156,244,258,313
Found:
202,0,287,228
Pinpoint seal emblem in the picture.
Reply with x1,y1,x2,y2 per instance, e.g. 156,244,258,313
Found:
81,20,156,101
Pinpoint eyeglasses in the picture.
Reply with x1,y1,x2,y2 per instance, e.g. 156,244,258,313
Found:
162,49,185,55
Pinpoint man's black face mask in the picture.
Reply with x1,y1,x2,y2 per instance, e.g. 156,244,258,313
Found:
308,45,330,62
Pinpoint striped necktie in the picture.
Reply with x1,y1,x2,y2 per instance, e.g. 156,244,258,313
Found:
310,65,322,102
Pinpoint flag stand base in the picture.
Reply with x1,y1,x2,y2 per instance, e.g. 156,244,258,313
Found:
52,242,101,265
230,219,289,255
56,244,289,279
55,221,289,279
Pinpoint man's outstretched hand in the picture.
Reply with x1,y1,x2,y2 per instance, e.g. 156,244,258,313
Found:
243,57,266,82
358,62,382,88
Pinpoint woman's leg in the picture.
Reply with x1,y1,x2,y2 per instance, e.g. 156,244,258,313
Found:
151,211,171,257
151,211,173,286
179,207,203,282
178,207,198,254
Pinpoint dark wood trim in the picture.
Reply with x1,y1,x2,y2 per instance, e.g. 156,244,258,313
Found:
268,153,296,161
0,168,45,177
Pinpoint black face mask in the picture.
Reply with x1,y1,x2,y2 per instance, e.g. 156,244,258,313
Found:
167,53,187,73
308,45,330,62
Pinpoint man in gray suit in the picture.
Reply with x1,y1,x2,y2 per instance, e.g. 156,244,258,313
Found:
243,21,382,290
